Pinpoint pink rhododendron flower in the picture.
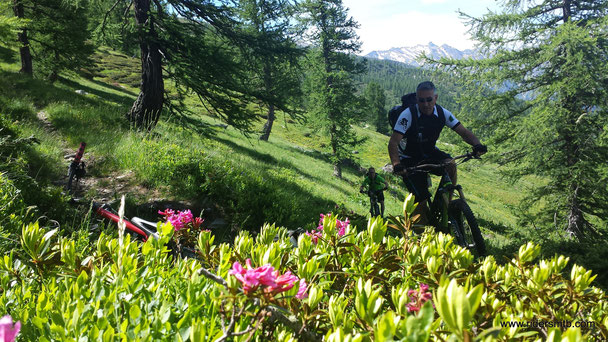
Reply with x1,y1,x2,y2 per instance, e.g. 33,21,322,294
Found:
336,217,350,237
406,283,433,313
229,259,307,299
306,229,323,244
307,213,350,243
159,208,204,231
296,279,308,299
0,315,21,342
272,270,299,293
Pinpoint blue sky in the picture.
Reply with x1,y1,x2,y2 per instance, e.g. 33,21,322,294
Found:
341,0,501,54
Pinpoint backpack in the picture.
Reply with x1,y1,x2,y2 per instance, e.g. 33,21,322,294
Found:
388,93,417,129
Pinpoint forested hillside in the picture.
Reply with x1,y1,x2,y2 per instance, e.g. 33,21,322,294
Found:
1,0,608,340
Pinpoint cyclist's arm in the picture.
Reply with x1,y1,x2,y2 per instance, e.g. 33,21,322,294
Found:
360,177,369,192
388,131,404,167
453,124,482,148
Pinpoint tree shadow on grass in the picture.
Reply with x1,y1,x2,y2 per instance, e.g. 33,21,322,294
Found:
59,77,136,106
0,46,17,64
212,135,354,196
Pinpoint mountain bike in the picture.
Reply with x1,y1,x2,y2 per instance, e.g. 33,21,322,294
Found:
405,152,486,256
65,142,197,257
360,189,381,217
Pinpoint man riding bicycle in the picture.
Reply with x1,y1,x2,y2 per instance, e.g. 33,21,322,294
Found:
388,81,487,224
360,167,389,217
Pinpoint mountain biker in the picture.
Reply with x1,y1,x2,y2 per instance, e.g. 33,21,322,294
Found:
360,167,389,217
388,81,487,224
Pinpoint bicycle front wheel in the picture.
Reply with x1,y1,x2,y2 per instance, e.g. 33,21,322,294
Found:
448,199,486,256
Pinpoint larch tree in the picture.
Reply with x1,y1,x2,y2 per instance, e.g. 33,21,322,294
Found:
234,0,303,141
431,0,608,239
7,0,93,80
102,0,302,131
11,0,32,74
299,0,366,178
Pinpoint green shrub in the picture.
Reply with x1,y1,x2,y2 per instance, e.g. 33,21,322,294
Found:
1,198,606,341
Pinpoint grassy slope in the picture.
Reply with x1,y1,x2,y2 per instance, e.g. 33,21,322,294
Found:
0,47,528,256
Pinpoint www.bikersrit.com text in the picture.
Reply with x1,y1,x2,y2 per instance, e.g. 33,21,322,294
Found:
500,320,596,329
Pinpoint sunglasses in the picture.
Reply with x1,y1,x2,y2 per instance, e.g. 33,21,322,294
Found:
417,97,435,103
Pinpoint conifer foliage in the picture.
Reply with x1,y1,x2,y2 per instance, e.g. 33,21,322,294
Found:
299,0,366,178
9,0,92,78
108,0,302,130
432,0,608,239
233,0,304,141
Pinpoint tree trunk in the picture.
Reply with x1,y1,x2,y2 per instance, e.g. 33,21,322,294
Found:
259,104,275,141
331,123,341,178
566,186,586,240
128,0,164,130
333,164,341,178
13,0,33,75
259,63,275,141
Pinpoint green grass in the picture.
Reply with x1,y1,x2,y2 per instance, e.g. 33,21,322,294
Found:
0,47,565,256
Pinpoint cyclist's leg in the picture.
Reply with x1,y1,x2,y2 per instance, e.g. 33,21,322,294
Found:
377,191,385,217
428,149,456,199
400,166,432,224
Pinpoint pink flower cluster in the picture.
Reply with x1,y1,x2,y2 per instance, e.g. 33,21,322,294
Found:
158,209,203,231
406,283,433,313
305,213,350,244
0,315,20,342
229,259,308,299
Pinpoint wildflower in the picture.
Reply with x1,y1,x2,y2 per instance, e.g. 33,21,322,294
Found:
336,217,350,237
229,259,307,299
296,279,308,299
308,213,350,243
0,315,21,342
273,270,299,293
406,283,433,313
306,229,323,244
159,208,204,231
229,259,275,294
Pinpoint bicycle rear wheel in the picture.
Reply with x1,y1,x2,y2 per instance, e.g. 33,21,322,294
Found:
448,199,486,256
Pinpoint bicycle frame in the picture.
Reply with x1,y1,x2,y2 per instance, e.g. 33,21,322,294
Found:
428,169,460,233
66,142,159,242
407,153,471,231
91,202,158,241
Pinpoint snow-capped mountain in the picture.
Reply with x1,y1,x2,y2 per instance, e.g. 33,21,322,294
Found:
365,42,480,67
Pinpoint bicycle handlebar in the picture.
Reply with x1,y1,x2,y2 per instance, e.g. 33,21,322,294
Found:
405,152,479,173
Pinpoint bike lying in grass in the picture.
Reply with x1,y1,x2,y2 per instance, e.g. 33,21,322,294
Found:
399,152,486,256
65,142,199,258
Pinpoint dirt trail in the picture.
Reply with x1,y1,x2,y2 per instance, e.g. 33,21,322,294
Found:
38,109,227,229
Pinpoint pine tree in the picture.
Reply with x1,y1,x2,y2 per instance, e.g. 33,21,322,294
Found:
233,0,304,141
105,0,301,131
299,0,366,178
432,0,608,239
0,2,22,47
7,0,93,80
28,0,93,82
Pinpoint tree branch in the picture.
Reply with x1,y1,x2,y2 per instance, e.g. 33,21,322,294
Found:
102,0,127,39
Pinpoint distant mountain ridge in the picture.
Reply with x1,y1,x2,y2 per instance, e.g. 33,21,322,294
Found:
365,42,480,67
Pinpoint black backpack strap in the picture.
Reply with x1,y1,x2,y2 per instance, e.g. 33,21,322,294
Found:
409,104,417,131
436,105,445,127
